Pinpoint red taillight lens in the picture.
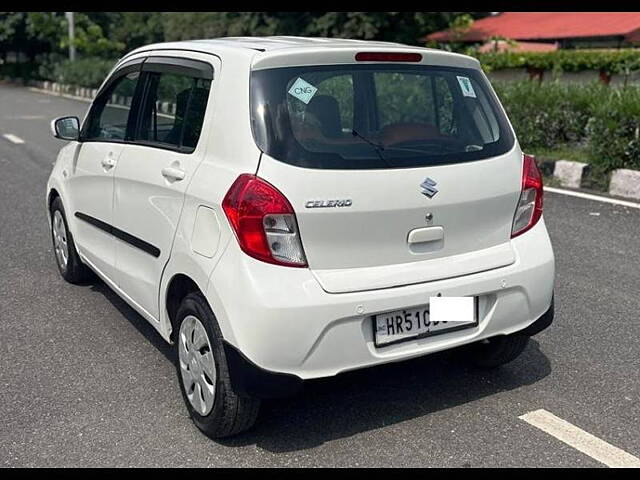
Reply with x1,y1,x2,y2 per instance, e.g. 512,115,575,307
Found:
355,52,422,62
222,174,307,267
511,154,544,238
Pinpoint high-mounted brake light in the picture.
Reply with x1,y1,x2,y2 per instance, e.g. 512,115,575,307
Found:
222,174,307,267
355,52,422,62
511,154,543,238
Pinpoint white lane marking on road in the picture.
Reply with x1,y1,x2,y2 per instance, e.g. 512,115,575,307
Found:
2,134,25,145
520,409,640,468
544,186,640,210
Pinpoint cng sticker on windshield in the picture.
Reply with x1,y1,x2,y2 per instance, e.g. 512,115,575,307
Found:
288,77,318,104
457,76,476,98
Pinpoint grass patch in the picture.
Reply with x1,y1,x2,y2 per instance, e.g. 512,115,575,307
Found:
529,144,590,163
530,145,610,192
494,81,640,177
542,175,563,188
580,165,611,192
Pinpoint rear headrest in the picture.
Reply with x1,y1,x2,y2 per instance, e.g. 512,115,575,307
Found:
305,95,342,138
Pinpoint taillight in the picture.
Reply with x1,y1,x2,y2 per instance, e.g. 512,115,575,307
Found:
222,174,307,267
511,154,544,238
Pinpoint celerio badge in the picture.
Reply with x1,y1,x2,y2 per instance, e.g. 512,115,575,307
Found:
305,199,352,209
420,178,438,198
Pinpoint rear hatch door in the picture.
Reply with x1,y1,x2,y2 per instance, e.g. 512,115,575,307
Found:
258,151,521,293
250,51,521,293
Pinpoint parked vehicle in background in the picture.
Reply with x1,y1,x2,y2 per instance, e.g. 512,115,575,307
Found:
46,37,555,438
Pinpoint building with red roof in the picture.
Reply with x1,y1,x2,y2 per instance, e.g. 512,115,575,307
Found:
426,12,640,49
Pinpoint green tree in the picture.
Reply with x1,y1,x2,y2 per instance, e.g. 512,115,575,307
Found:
110,13,165,52
20,12,124,58
162,12,491,46
163,12,292,40
63,14,124,57
1,11,492,83
307,12,478,45
0,12,53,61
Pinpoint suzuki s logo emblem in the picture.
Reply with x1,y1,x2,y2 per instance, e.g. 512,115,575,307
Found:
420,178,438,198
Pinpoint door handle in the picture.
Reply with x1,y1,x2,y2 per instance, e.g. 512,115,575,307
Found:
408,226,444,244
161,166,185,182
407,226,444,254
101,156,117,170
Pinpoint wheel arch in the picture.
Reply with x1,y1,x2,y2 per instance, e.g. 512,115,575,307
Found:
165,273,203,341
47,188,61,211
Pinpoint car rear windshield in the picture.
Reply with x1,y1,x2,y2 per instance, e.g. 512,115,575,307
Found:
250,64,515,169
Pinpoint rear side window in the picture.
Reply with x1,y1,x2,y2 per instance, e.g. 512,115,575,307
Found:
250,64,514,169
136,72,211,152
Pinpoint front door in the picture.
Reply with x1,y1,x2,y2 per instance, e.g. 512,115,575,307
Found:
68,66,142,281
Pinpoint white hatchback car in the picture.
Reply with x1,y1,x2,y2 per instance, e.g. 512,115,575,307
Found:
47,36,555,438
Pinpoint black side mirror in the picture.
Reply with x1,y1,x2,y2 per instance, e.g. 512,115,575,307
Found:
50,116,80,141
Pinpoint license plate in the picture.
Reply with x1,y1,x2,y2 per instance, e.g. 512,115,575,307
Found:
373,296,478,347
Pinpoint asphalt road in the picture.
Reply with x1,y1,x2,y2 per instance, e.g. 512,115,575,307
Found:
1,82,639,467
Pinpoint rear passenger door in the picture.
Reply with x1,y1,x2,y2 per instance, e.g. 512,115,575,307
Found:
111,53,217,320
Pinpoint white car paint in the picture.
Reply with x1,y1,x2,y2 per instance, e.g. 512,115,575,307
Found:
46,36,555,383
66,142,123,280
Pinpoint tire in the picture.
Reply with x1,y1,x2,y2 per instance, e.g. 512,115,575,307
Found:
467,333,530,369
175,292,260,438
49,196,92,284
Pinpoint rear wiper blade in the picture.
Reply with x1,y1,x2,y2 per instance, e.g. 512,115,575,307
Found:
351,129,391,166
352,131,457,157
352,129,384,151
382,143,459,155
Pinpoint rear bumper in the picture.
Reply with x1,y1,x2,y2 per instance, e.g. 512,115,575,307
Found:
224,298,554,399
207,217,555,383
520,295,554,337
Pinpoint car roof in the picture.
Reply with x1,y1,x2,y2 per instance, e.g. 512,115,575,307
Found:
147,36,411,52
121,36,479,70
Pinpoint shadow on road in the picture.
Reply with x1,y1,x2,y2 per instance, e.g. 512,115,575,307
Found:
89,275,551,454
219,340,550,453
89,278,175,363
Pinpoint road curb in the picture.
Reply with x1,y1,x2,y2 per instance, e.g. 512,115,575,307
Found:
26,79,178,116
553,160,589,189
537,157,640,201
23,79,96,103
609,169,640,199
27,79,98,101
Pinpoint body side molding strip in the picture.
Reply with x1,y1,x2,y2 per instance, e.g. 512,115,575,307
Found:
74,212,161,258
